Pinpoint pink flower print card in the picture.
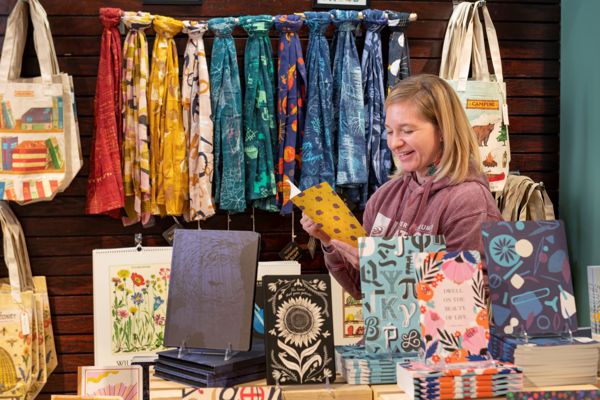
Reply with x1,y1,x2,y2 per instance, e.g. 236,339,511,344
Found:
413,251,489,364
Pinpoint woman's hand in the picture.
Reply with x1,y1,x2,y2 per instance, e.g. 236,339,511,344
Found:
300,213,332,246
330,239,360,270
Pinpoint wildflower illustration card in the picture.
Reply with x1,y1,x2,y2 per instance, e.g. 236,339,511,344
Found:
263,274,335,385
93,247,173,366
78,365,142,400
359,235,445,356
413,251,489,364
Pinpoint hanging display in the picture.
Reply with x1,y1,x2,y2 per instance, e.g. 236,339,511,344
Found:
92,246,173,367
0,0,83,204
149,16,187,216
386,11,412,91
361,9,389,208
208,17,246,213
181,20,215,221
439,2,511,192
331,10,367,204
121,12,153,226
274,14,306,215
87,7,124,218
263,274,336,385
299,12,335,191
239,15,278,212
0,202,57,399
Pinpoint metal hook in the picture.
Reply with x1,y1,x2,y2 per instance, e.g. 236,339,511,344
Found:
134,233,143,252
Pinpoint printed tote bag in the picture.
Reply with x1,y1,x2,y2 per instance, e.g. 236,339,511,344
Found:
0,0,82,204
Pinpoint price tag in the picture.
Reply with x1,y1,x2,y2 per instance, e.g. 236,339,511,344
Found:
278,241,302,262
21,312,30,336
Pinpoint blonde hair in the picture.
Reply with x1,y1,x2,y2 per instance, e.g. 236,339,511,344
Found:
385,74,481,184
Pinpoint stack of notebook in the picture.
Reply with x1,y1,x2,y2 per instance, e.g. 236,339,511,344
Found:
154,341,266,387
490,331,600,387
335,346,416,384
396,360,523,399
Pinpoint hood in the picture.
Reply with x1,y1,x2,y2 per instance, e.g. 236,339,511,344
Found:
393,165,491,235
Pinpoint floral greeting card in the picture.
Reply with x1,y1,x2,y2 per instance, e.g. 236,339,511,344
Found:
263,275,335,385
413,251,489,364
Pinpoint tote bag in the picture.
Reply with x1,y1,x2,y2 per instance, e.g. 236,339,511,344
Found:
439,2,510,192
0,0,83,204
0,201,57,399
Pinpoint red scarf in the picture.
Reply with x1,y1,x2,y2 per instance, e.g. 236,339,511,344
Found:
86,7,124,217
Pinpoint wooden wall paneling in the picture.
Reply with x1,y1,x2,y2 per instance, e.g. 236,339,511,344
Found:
0,0,559,397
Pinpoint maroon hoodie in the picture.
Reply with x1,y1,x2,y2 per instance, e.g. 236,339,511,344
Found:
324,168,502,299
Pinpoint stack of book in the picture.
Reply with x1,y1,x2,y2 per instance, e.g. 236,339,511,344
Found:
154,341,266,388
490,331,600,387
396,360,523,399
335,346,415,384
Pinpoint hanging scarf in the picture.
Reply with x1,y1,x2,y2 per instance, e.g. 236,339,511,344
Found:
274,14,307,215
387,11,412,92
361,9,390,208
182,20,215,221
331,10,367,198
239,15,278,212
149,16,187,216
208,17,245,213
86,7,124,217
121,11,153,226
299,12,335,191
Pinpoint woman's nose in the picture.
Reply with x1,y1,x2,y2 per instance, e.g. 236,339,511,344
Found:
388,132,404,149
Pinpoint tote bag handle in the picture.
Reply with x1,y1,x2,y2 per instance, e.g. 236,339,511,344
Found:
0,0,60,84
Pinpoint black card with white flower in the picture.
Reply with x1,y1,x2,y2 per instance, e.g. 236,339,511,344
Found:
263,274,335,385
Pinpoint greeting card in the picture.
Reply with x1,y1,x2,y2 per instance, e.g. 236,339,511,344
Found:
77,366,142,400
359,235,445,356
413,251,489,364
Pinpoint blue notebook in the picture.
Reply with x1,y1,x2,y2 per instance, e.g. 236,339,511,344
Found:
481,220,577,336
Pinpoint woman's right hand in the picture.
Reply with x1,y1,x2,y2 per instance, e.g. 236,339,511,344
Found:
300,213,332,246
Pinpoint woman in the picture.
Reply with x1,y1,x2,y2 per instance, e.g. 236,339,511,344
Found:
301,74,502,299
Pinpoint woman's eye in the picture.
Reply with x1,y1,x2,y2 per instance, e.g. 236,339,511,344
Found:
403,130,414,135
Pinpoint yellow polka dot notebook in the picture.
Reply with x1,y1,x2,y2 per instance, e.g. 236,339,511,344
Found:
289,180,366,247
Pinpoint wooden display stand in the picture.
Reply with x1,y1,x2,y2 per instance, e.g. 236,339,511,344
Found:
149,372,600,400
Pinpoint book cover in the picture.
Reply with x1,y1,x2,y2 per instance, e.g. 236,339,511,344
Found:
481,220,577,336
289,180,366,247
359,235,446,356
77,365,143,400
263,274,335,385
1,137,17,170
164,230,260,352
414,251,489,364
253,261,301,340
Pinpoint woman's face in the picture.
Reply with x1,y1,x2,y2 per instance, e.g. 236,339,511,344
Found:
385,100,442,182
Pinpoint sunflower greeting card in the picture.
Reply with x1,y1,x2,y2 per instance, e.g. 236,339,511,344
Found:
263,274,335,385
413,251,489,364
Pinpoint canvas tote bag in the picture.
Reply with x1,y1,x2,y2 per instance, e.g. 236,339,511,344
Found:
0,201,57,399
439,2,511,192
0,0,83,204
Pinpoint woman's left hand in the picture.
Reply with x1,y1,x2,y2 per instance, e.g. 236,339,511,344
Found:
330,239,360,270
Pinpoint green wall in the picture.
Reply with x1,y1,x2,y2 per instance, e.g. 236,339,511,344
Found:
560,0,600,326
